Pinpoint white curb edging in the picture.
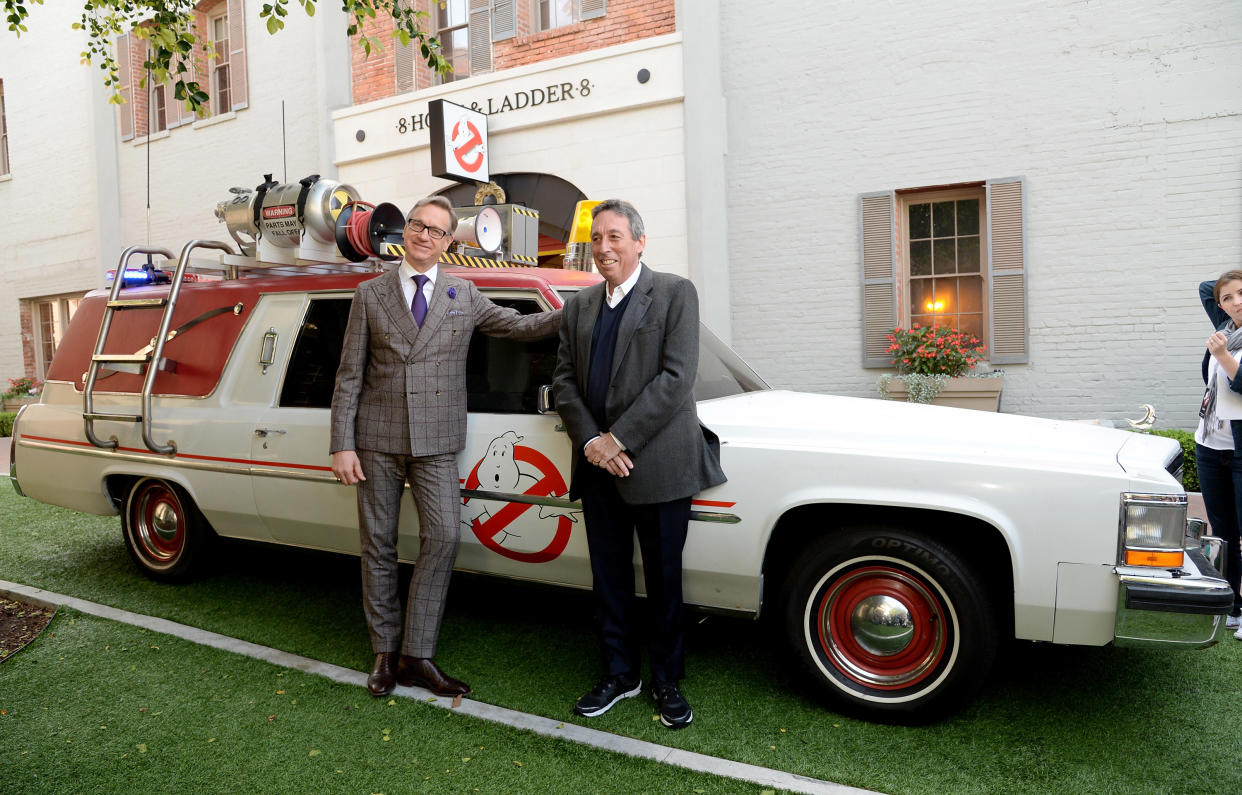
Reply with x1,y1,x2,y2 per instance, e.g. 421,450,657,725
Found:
0,579,876,795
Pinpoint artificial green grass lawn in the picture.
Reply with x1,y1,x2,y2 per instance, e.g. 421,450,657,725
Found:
0,610,733,794
3,483,1242,794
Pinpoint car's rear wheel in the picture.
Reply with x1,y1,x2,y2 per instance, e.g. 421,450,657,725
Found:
121,478,211,582
784,526,997,722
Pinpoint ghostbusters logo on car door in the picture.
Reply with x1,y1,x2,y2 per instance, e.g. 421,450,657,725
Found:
462,432,580,563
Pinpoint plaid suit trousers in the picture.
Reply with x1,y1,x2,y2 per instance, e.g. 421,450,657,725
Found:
356,449,461,657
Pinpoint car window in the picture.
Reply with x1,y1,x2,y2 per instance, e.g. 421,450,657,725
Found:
279,297,350,409
696,323,769,400
467,297,558,414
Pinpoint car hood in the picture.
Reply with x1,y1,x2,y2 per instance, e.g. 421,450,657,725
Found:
697,390,1180,483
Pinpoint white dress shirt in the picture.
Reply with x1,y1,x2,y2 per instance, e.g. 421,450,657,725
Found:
605,262,643,308
399,261,438,311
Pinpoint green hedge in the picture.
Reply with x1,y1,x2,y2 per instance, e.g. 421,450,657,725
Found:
0,412,13,439
1149,428,1198,492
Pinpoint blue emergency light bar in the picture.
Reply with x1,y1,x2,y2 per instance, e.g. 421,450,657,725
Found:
105,267,172,287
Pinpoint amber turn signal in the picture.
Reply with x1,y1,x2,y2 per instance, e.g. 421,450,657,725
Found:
1124,549,1184,568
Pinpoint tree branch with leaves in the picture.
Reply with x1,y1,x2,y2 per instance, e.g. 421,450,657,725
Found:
4,0,449,114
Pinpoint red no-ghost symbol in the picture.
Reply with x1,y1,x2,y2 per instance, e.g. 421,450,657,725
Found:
451,120,485,173
464,445,573,563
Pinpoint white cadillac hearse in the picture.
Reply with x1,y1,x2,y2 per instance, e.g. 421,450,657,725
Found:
8,236,1233,721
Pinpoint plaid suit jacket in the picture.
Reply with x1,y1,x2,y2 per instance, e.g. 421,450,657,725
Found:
330,268,561,457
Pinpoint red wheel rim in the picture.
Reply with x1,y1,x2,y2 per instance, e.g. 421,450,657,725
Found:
129,481,186,566
813,565,951,690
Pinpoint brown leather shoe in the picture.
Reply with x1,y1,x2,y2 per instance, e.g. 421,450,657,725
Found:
396,656,471,696
367,652,396,697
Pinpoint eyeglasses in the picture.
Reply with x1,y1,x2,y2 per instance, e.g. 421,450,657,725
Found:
406,219,450,240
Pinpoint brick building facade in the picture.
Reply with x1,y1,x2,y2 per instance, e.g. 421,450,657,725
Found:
2,1,1240,431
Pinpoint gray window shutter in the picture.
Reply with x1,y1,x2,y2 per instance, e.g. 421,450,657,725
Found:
986,177,1029,364
227,0,249,111
469,0,492,75
394,0,415,92
117,33,135,141
860,191,898,368
490,0,515,42
581,0,606,20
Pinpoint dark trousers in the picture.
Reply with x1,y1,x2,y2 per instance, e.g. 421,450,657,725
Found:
580,469,692,684
1194,444,1242,615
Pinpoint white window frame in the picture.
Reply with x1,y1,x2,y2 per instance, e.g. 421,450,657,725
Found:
150,82,168,133
895,186,989,344
535,0,579,32
32,296,82,378
209,9,231,115
436,0,471,84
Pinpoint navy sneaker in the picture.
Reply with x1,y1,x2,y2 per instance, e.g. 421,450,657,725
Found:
652,682,693,729
573,674,641,717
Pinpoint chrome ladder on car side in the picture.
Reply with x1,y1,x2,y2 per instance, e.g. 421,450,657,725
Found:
83,240,235,454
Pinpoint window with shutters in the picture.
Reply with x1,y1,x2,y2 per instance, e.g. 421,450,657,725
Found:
114,0,248,140
0,80,10,177
859,178,1028,368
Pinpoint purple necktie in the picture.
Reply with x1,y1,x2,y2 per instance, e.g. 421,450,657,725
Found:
411,274,429,327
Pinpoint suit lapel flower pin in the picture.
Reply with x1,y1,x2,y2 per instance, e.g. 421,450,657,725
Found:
447,287,457,299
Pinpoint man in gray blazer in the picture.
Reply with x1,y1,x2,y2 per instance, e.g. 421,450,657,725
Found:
553,199,726,729
331,196,561,698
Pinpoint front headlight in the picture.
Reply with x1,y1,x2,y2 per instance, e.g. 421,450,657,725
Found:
1119,493,1187,567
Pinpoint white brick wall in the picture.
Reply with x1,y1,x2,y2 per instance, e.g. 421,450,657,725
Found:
716,0,1242,429
0,2,102,380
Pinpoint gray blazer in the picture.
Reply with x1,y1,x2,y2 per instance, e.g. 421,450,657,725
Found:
554,265,726,504
331,268,561,457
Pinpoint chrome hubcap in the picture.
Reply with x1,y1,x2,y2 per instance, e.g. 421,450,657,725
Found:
151,501,180,543
849,594,915,656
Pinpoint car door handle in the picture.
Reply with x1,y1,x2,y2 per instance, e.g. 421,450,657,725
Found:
254,428,287,437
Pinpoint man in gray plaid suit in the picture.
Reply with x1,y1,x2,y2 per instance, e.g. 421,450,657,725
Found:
330,195,561,698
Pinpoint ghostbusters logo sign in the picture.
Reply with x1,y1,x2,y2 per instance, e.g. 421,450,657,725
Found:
429,99,489,185
461,432,579,563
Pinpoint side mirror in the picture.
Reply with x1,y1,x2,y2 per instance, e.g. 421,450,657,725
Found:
537,384,557,415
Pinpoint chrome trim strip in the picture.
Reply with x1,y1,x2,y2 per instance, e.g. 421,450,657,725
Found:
20,437,257,478
460,488,740,524
18,439,743,524
461,487,576,511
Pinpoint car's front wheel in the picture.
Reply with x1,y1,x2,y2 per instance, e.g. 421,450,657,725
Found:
121,478,212,582
783,526,997,722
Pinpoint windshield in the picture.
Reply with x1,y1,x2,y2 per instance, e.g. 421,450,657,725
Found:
696,324,768,400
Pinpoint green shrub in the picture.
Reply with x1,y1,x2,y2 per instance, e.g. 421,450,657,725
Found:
0,412,13,438
1150,428,1198,492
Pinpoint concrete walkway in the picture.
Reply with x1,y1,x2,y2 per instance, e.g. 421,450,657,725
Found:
0,578,874,795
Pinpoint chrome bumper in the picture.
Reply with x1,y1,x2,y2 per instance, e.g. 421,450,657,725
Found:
1114,534,1232,649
